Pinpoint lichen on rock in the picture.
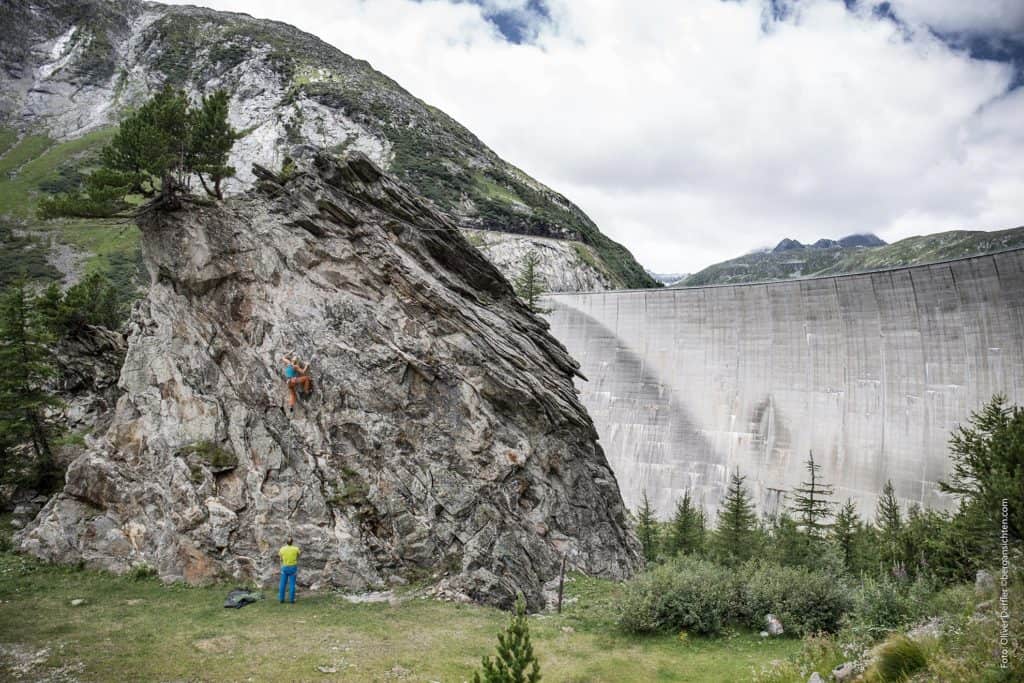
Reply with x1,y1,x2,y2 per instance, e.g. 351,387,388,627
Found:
17,150,640,608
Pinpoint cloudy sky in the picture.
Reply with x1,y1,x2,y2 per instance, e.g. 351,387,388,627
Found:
163,0,1024,273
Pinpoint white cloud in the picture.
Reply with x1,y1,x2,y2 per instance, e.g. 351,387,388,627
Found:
161,0,1023,272
878,0,1024,36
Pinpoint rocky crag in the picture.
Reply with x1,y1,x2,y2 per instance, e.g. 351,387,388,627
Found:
464,229,615,293
682,228,1024,286
0,0,656,291
17,150,640,608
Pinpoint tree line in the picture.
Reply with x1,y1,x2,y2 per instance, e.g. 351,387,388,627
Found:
0,273,124,493
635,397,1023,583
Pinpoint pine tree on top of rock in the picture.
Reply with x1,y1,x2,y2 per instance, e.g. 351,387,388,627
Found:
189,90,237,201
38,86,239,218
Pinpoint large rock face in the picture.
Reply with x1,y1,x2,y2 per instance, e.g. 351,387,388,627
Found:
18,152,640,608
462,229,615,293
0,0,657,290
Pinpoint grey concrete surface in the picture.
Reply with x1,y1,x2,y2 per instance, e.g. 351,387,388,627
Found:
547,249,1024,520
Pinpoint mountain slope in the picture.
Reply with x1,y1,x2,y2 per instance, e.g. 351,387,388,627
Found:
0,0,656,290
682,228,1024,286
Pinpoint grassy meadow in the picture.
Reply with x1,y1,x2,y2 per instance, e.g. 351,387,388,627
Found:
0,551,800,682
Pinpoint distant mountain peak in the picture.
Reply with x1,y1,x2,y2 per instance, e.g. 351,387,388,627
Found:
838,233,887,248
773,238,805,253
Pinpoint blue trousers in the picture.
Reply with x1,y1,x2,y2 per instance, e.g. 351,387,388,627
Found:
278,565,297,603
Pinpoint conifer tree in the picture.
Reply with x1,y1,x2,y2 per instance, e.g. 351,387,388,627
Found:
832,498,860,572
941,394,1024,543
789,451,835,538
667,489,705,556
714,470,757,565
0,281,60,491
635,490,659,561
513,251,550,314
769,511,813,567
102,85,191,201
190,90,239,200
473,594,541,683
39,86,237,218
875,479,903,569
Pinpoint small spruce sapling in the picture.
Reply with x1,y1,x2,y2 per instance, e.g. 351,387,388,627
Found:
473,594,541,683
714,470,757,565
635,490,659,562
875,479,903,572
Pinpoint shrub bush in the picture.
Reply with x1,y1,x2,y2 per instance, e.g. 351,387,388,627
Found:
617,557,735,635
740,561,851,636
869,635,926,682
128,562,157,581
847,576,921,636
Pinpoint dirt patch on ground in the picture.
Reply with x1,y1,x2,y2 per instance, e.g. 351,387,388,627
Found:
193,635,237,654
0,643,84,682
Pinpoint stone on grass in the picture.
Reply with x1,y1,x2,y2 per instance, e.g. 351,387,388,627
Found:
807,673,824,683
907,617,943,641
975,570,995,595
69,599,86,607
832,661,855,681
765,613,784,636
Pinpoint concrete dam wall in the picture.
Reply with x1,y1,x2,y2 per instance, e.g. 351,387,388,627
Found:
547,249,1024,521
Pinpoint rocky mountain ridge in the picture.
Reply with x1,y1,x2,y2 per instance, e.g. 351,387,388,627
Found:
16,150,641,608
682,227,1024,286
0,0,656,291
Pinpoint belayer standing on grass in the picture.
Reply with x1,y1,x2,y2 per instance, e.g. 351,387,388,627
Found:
280,351,312,409
278,537,301,604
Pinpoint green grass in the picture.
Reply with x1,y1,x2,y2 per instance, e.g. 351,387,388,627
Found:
0,134,53,178
473,172,523,205
0,555,800,682
0,127,113,217
0,129,20,157
0,127,141,290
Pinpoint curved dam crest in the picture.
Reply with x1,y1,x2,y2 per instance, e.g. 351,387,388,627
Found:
547,249,1024,520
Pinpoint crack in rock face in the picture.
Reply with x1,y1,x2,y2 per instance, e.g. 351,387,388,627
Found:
17,151,640,609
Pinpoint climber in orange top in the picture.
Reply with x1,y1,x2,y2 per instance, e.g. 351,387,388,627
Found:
281,352,312,407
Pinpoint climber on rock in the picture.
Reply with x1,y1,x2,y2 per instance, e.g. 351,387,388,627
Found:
281,352,312,408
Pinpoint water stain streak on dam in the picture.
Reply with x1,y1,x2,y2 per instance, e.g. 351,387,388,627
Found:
547,249,1024,519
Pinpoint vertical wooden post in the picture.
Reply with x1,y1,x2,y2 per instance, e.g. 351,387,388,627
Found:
556,554,566,614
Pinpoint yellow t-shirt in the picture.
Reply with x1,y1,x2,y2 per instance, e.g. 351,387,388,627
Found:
278,544,300,566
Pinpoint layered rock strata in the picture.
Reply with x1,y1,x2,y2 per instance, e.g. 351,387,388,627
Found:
19,152,640,608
